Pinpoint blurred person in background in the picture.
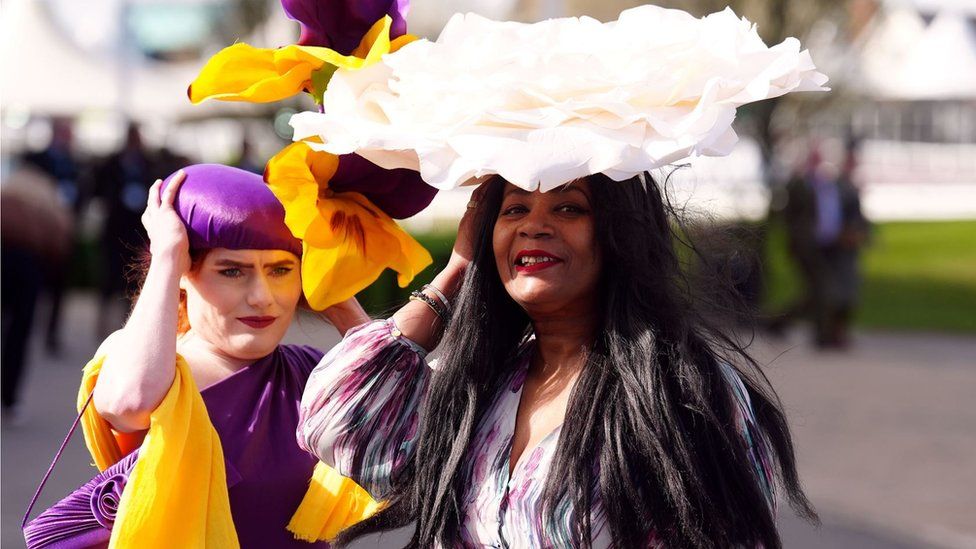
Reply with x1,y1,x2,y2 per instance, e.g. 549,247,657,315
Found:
822,137,870,347
1,155,73,422
23,116,87,355
809,145,843,346
771,140,869,348
92,122,159,337
768,147,824,341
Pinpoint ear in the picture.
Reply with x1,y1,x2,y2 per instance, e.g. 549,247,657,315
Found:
179,274,189,291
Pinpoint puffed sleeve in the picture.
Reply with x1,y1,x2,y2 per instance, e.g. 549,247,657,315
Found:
298,319,430,498
720,363,778,514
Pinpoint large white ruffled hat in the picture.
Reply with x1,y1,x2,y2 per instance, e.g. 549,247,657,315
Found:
291,5,828,192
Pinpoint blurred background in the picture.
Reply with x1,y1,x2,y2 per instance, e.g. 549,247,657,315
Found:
2,0,974,547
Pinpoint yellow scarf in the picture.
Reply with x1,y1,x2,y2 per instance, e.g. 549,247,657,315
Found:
78,354,379,547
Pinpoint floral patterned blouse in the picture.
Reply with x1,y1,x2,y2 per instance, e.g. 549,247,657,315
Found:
298,320,776,548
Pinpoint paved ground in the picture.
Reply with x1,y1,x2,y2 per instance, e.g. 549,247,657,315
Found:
3,292,974,548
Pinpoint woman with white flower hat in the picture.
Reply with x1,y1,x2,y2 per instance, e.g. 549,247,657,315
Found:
298,5,827,547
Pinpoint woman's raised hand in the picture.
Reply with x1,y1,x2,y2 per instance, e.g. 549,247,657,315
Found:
446,183,489,276
394,183,488,351
142,170,191,274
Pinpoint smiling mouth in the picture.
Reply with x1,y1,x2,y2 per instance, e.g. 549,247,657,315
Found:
238,316,276,329
514,250,563,273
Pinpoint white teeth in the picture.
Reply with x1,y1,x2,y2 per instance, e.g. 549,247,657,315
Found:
518,256,555,266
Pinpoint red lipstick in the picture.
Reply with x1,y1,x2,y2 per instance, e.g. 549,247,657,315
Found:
514,249,563,274
238,316,276,329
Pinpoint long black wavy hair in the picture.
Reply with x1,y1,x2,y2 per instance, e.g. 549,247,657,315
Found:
339,173,817,548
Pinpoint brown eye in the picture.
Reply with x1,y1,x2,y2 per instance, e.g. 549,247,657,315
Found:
556,203,586,214
501,204,528,216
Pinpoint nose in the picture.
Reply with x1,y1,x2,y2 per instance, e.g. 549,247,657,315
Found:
247,272,275,310
517,206,553,239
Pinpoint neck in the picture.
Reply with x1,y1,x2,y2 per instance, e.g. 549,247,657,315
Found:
178,331,253,373
529,307,598,379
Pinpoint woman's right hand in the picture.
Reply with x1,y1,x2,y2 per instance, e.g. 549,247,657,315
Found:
142,170,190,274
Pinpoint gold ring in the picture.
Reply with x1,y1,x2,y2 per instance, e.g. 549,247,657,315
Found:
466,199,479,209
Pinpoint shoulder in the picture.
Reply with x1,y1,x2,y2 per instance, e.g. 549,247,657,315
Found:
277,344,326,378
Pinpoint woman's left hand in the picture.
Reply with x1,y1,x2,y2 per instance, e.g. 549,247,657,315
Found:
445,183,489,278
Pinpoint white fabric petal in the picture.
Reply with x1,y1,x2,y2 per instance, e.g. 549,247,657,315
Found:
291,5,828,191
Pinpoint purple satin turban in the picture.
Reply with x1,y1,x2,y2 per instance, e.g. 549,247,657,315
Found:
161,164,302,258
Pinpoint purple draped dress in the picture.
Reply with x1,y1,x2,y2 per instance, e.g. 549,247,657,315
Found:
200,343,328,548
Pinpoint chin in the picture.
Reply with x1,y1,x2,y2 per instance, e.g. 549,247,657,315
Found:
223,333,280,360
509,280,560,304
510,290,563,312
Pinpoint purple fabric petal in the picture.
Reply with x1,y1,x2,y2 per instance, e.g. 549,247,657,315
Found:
89,474,126,529
24,451,139,549
281,0,409,53
330,154,437,219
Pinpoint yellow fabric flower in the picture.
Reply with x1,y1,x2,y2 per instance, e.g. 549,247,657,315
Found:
189,16,416,104
266,141,432,310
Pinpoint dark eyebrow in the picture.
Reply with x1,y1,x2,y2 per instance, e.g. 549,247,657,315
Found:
502,184,590,199
214,259,251,268
212,259,297,268
556,185,590,199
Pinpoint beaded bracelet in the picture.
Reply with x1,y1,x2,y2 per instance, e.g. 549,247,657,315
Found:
421,284,452,317
409,290,447,323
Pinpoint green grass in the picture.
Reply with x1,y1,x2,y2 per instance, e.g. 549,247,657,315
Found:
763,220,976,333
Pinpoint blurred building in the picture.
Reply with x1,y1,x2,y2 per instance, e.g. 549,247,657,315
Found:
1,0,301,164
804,0,976,220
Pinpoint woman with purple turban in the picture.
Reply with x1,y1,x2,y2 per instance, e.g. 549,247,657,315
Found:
73,165,376,547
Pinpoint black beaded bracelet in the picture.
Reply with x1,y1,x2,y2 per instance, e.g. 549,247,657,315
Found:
409,290,447,323
421,284,452,317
